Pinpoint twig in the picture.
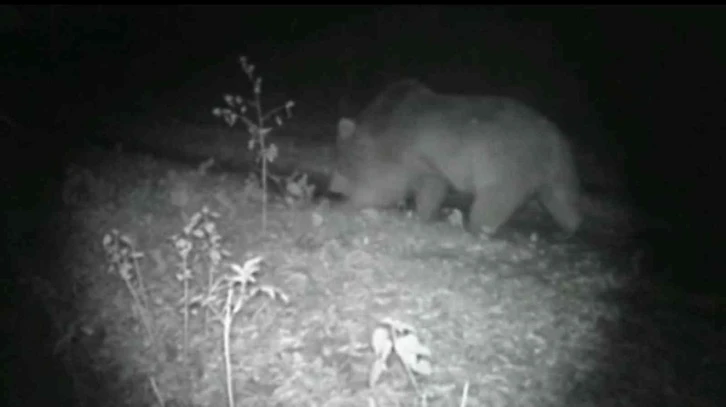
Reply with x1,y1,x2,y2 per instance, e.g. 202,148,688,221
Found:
149,377,165,407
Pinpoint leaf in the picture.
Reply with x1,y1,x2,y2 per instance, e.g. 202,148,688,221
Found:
197,157,215,175
184,212,203,235
210,250,222,265
254,285,289,304
371,327,392,360
394,334,432,376
285,100,295,113
380,318,416,336
265,143,278,163
102,233,113,248
411,358,432,376
119,233,133,246
224,113,237,127
229,256,263,283
369,358,388,388
286,180,303,197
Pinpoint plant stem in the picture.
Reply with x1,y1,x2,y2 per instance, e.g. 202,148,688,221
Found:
224,287,235,407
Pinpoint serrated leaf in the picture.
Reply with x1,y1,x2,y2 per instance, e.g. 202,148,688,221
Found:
229,256,263,283
229,264,257,283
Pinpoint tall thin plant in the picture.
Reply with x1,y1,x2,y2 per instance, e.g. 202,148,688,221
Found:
213,56,294,233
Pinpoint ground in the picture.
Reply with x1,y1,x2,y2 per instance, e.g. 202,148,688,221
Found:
7,113,723,407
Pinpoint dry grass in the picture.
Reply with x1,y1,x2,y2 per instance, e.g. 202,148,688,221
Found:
5,35,720,407
28,123,723,407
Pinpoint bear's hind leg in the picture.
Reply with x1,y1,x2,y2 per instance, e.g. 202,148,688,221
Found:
413,175,449,222
469,183,530,236
538,181,582,238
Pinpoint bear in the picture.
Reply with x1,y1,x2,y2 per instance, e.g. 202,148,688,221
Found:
328,79,582,237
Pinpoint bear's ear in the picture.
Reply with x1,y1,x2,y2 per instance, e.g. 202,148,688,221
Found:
338,118,357,141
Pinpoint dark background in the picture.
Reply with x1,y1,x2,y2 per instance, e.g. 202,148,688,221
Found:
1,6,723,405
2,6,722,234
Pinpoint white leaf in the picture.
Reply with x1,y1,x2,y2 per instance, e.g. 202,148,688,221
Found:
394,334,432,376
255,285,289,304
371,327,392,360
395,333,431,358
229,256,263,282
411,358,432,376
380,317,416,336
369,358,388,388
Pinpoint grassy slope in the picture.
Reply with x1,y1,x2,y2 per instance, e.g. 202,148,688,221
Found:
8,133,720,406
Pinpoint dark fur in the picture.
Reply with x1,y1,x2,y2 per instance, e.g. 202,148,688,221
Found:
329,79,582,236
